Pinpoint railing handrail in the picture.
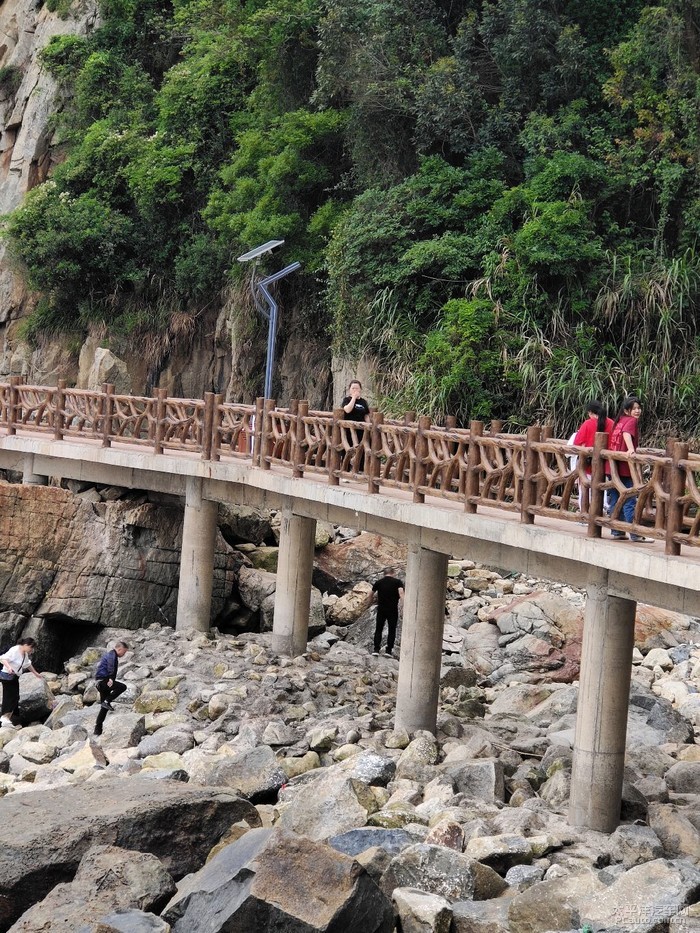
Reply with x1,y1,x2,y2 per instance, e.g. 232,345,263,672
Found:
1,380,698,557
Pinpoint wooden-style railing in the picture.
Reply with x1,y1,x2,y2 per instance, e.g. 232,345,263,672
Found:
2,378,700,556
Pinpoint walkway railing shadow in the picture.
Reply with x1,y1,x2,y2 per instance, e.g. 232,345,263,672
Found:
2,377,699,556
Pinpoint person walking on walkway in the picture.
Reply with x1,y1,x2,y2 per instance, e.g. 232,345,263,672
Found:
94,641,129,736
573,400,614,513
370,569,404,657
608,397,652,542
0,637,44,726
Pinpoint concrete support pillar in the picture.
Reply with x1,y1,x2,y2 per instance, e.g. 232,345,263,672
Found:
569,578,636,832
395,543,449,734
22,454,48,486
176,477,218,633
272,507,316,657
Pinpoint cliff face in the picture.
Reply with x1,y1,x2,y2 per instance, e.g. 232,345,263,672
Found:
0,481,241,665
0,0,98,375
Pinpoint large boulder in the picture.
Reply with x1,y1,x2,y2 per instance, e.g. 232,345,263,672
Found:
381,844,507,901
162,828,395,932
0,778,260,929
313,535,406,594
8,845,175,932
189,744,287,802
579,858,700,932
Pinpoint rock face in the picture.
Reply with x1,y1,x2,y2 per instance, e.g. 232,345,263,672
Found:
0,484,241,654
0,0,99,381
0,778,260,929
163,828,395,933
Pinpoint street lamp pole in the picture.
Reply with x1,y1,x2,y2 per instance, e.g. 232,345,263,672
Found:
237,240,301,400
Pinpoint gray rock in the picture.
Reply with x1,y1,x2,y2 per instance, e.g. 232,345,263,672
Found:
381,843,507,901
17,675,54,725
609,824,664,868
99,713,147,749
579,858,700,932
193,745,287,802
137,726,195,758
329,829,415,858
452,898,513,932
0,779,260,929
278,775,378,841
163,828,395,933
505,864,545,888
665,762,700,795
90,908,171,932
441,758,505,804
7,845,175,932
648,802,700,858
392,888,452,933
508,869,604,933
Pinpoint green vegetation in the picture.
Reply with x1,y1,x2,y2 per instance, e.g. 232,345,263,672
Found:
2,0,699,437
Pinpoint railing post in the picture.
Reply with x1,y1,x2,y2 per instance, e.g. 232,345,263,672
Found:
54,379,66,441
413,415,430,504
253,397,264,466
293,400,308,478
490,419,503,435
8,376,22,436
329,408,342,486
465,420,483,513
261,399,275,470
521,425,541,524
212,394,223,461
201,392,215,461
368,411,383,494
587,431,608,538
404,411,416,425
154,387,167,455
101,383,114,448
666,441,688,557
286,399,298,464
538,424,553,503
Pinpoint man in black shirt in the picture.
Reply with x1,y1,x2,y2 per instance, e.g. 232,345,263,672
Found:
341,379,370,423
370,568,404,656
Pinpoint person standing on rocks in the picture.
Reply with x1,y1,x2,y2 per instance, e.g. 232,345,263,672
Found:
93,641,129,736
0,637,44,727
369,569,404,657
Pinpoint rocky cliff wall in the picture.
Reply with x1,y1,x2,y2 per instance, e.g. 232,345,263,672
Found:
0,480,243,666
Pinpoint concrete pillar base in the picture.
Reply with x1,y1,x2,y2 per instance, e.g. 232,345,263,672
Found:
569,577,636,832
272,507,316,657
175,477,218,633
395,543,448,734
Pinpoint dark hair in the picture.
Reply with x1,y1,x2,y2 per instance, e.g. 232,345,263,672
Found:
115,640,129,650
18,638,36,648
614,396,641,425
349,379,362,389
585,400,608,434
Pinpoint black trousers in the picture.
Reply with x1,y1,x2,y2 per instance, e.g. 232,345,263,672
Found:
374,608,398,653
1,676,19,717
95,679,127,732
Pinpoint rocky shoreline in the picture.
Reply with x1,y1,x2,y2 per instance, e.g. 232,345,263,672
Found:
0,557,699,930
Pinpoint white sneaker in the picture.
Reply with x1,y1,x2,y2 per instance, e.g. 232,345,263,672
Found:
372,651,379,656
